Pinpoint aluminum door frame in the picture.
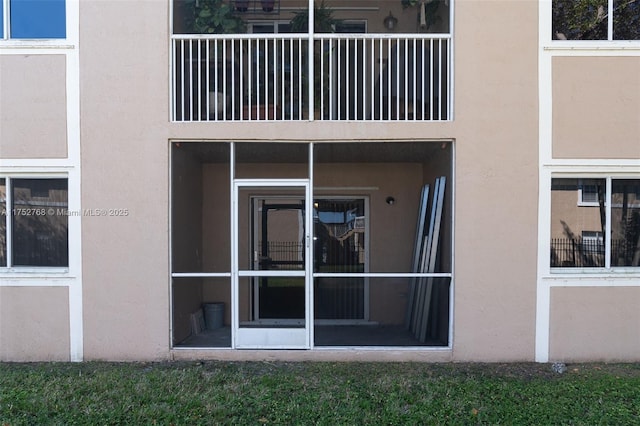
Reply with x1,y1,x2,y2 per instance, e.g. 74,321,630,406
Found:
232,179,312,349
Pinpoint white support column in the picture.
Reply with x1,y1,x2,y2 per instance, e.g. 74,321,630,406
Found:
536,0,553,363
535,282,551,362
66,0,83,362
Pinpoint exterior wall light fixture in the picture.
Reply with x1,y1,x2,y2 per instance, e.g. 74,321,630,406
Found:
383,11,398,31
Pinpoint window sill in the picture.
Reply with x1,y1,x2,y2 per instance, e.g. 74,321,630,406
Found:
543,41,640,52
0,39,74,50
0,267,71,277
543,269,640,285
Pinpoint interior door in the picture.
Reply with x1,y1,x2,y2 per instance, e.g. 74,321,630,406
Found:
233,179,311,349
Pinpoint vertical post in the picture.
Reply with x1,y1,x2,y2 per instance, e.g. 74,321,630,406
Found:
308,143,314,347
197,40,202,121
230,143,236,348
607,0,613,41
188,40,193,121
3,0,10,39
180,40,185,121
308,0,314,120
206,40,210,120
248,39,253,119
605,177,612,269
5,177,12,267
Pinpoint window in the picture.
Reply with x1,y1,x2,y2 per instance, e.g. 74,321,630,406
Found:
552,0,640,40
578,179,602,206
0,178,68,268
1,0,66,39
551,178,640,269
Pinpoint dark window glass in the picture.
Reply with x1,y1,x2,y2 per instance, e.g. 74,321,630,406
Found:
553,0,640,40
613,0,640,40
10,0,66,39
0,179,6,267
611,179,640,266
12,179,68,267
552,0,608,40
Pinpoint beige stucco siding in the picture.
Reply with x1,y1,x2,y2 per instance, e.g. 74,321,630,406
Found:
80,0,170,360
553,56,640,159
550,287,640,361
450,0,539,361
76,0,542,361
0,55,68,159
0,287,70,361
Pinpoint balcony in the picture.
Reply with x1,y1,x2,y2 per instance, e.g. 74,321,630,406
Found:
171,0,452,122
171,34,450,122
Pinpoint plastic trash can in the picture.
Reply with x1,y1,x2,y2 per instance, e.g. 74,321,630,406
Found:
203,303,224,330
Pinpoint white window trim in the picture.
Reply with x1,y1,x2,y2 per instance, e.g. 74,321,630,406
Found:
247,20,294,34
537,0,640,363
0,0,81,362
537,168,640,363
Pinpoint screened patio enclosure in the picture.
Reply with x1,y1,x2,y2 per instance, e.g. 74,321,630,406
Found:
171,141,452,349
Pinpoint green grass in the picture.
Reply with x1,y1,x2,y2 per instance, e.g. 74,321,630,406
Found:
1,362,639,425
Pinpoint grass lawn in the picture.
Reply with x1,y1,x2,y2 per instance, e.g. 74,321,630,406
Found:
1,361,639,424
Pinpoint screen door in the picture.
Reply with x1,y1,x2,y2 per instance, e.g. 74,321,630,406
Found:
233,179,311,348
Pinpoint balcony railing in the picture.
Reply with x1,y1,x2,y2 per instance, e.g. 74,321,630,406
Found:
171,33,451,122
550,238,635,267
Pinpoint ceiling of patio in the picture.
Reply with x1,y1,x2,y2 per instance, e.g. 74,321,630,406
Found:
174,141,449,164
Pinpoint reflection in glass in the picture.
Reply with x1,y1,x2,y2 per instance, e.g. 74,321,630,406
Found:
251,196,305,272
614,0,640,40
552,0,608,40
173,0,246,34
611,179,640,267
237,190,306,271
314,199,365,273
0,179,5,267
314,199,365,320
550,178,606,267
12,179,68,267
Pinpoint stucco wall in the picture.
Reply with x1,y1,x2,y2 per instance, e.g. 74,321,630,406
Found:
75,0,540,361
80,0,170,360
450,0,539,361
553,57,640,159
550,287,640,361
0,55,68,158
0,287,70,361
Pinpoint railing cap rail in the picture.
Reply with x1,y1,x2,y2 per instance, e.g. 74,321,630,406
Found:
171,33,452,41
